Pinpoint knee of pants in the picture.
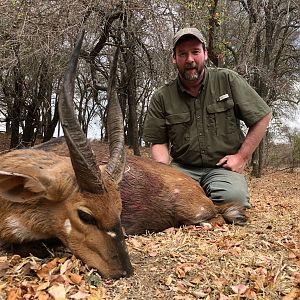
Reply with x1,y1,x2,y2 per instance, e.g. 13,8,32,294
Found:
209,184,250,208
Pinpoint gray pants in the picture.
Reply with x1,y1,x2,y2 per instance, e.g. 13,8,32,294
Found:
172,162,250,208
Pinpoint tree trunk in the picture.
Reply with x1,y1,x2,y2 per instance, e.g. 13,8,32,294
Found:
21,102,38,147
207,0,220,66
10,98,21,149
123,12,140,156
10,65,23,149
43,98,60,142
251,139,265,178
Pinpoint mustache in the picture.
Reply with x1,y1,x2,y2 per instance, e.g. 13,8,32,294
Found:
185,62,197,68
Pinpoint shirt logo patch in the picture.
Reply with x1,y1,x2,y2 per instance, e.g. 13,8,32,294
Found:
217,94,229,101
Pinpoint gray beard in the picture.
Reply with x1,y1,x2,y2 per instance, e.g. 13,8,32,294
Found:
181,69,201,81
178,62,204,81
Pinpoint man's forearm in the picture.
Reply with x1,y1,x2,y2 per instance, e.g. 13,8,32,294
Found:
238,112,272,161
150,143,171,164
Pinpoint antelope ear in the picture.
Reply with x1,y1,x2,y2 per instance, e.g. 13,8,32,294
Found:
0,170,77,203
0,171,48,203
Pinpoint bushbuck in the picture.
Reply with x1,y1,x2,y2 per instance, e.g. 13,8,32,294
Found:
0,31,133,279
36,138,247,235
0,31,246,278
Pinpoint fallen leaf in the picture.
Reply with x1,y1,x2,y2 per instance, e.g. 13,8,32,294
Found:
66,272,82,285
155,288,165,298
36,281,50,291
48,284,66,300
282,288,300,300
69,290,90,299
36,291,50,300
7,288,21,300
192,290,207,298
244,288,257,298
214,277,228,289
231,284,248,294
60,259,70,275
176,282,187,294
175,263,195,279
163,276,173,286
175,266,186,278
190,276,202,284
219,293,229,300
291,272,300,283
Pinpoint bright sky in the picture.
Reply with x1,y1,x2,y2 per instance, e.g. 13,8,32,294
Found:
284,109,300,130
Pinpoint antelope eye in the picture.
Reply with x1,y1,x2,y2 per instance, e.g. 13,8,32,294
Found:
77,209,97,226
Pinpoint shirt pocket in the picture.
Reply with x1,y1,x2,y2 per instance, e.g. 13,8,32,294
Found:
206,99,237,135
166,112,191,148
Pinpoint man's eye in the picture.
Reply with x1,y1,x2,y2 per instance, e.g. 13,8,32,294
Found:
77,210,97,226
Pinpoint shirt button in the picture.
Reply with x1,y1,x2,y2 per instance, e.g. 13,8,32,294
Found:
196,115,201,119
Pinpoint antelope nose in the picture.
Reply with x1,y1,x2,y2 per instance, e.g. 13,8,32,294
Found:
111,266,134,279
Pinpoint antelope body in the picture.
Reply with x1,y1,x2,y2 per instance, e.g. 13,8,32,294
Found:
0,140,246,274
36,138,247,235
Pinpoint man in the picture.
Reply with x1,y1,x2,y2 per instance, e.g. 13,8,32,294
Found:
143,27,272,209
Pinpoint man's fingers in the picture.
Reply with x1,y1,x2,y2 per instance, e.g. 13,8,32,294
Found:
216,157,228,166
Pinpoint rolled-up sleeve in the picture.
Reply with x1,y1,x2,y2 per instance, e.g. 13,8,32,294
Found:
143,92,168,144
229,72,272,127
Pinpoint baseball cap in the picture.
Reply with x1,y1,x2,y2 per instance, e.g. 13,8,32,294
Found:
173,27,206,48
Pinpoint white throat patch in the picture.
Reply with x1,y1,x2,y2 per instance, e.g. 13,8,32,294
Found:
64,219,72,235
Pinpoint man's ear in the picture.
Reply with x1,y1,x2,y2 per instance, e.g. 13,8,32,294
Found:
204,48,208,61
172,52,176,64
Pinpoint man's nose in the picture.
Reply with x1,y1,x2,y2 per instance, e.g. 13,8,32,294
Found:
186,53,194,63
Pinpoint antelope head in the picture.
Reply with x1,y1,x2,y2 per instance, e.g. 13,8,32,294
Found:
0,30,132,278
57,31,133,278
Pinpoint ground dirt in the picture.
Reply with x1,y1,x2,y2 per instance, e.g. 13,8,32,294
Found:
0,134,299,300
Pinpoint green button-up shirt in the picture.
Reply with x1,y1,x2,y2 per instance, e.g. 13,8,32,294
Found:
143,67,271,167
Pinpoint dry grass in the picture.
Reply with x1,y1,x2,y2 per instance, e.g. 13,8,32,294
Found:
0,134,299,299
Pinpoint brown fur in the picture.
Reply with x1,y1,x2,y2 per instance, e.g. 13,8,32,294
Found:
36,137,247,235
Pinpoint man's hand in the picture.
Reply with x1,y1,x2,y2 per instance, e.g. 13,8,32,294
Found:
217,112,272,173
216,153,248,173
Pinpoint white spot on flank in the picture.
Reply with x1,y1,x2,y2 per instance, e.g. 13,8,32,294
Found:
124,166,131,174
107,231,116,238
173,188,180,194
64,219,72,235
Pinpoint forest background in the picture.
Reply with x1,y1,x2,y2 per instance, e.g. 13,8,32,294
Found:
0,1,300,299
0,0,299,175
